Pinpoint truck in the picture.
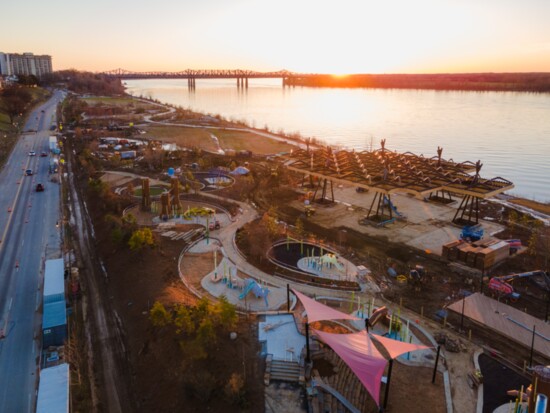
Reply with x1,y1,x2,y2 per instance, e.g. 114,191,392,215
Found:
49,136,60,154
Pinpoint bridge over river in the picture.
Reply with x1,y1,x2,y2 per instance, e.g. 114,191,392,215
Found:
102,68,319,88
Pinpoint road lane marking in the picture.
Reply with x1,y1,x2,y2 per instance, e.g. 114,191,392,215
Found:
8,298,12,311
0,155,33,256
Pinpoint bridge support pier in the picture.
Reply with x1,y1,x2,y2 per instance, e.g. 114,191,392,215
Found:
236,77,248,88
188,78,196,89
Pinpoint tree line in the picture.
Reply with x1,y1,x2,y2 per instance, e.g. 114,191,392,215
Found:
284,73,550,92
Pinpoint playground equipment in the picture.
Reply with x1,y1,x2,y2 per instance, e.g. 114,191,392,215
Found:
208,220,221,230
239,279,269,307
460,224,484,242
183,206,215,220
488,270,550,300
368,306,388,327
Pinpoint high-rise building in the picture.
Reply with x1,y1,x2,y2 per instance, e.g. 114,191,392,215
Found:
0,52,53,78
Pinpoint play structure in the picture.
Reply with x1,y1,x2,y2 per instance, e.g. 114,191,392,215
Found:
268,240,360,290
239,279,269,307
285,140,514,225
302,253,345,273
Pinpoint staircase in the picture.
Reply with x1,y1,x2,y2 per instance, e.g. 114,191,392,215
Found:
268,359,301,383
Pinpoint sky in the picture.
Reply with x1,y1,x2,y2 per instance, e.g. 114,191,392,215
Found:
2,0,550,74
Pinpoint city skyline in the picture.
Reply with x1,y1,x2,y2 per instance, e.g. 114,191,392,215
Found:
2,0,550,74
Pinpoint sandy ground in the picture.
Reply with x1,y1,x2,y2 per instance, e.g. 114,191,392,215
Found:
297,185,505,256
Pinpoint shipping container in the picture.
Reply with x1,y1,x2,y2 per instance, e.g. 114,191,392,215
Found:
42,301,67,349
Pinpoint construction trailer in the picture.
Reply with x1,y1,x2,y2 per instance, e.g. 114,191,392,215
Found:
42,300,67,349
36,363,69,413
44,258,65,304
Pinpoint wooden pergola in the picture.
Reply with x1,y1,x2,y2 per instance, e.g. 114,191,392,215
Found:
284,141,514,225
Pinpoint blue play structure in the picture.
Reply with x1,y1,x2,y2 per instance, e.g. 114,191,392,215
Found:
383,196,403,217
239,279,269,307
460,225,484,241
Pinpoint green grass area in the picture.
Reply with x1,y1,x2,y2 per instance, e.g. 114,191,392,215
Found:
82,96,160,110
213,129,295,155
0,112,11,132
142,125,217,151
82,96,135,105
134,186,168,197
510,198,550,215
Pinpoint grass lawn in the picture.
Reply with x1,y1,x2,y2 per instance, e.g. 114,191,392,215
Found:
213,129,295,155
510,198,550,215
141,125,218,152
82,96,136,106
81,96,161,111
134,186,167,197
0,112,12,132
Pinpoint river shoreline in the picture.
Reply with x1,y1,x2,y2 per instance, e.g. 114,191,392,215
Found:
126,92,550,219
284,72,550,93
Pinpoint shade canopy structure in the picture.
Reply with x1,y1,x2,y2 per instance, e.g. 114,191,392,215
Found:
292,289,360,324
370,333,431,360
284,144,514,198
314,329,387,405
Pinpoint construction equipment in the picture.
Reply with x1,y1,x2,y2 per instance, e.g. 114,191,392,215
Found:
408,265,425,289
460,225,484,242
487,270,550,301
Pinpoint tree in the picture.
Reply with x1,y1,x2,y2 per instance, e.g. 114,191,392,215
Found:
1,86,32,123
196,318,217,346
214,296,238,330
128,228,155,250
174,305,195,335
150,301,172,327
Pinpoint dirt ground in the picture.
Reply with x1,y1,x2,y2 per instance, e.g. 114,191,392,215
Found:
71,95,550,413
90,212,265,412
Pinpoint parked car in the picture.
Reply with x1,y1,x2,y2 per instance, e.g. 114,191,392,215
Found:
36,183,44,192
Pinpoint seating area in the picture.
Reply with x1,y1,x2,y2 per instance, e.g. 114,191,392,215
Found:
311,347,376,413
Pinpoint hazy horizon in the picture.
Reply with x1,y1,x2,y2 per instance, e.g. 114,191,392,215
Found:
2,0,550,74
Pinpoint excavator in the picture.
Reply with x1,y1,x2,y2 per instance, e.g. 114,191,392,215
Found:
488,270,550,301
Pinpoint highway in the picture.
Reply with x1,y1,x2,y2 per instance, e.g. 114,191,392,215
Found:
0,90,66,413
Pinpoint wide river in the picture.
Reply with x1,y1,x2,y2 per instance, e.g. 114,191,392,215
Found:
125,78,550,202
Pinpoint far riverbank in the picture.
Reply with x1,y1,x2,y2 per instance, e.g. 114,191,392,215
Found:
284,72,550,92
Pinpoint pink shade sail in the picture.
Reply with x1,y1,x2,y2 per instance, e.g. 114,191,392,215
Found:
314,329,387,405
292,289,360,324
370,333,431,360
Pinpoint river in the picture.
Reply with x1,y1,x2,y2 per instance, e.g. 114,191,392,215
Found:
124,78,550,202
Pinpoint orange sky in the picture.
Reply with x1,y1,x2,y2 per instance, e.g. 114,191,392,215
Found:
2,0,550,74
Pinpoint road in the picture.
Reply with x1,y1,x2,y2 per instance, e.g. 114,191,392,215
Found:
0,90,66,413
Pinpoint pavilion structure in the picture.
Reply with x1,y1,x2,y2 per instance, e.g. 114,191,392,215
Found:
284,140,514,225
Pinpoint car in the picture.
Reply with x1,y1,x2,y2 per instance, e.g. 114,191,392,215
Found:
29,150,36,156
36,183,44,192
25,169,33,176
40,152,48,157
